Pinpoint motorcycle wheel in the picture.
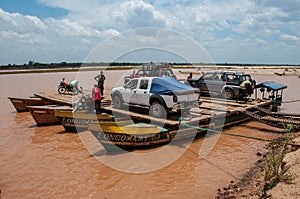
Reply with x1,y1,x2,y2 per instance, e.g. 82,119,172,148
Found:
58,86,66,94
72,87,78,95
72,101,81,112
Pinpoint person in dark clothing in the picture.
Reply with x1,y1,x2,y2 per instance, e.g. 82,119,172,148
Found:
92,84,102,114
94,71,105,97
186,72,193,85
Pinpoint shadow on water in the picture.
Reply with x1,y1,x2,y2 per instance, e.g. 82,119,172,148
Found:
28,124,38,128
90,150,107,157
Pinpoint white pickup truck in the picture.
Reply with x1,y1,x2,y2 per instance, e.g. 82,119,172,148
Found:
111,77,200,118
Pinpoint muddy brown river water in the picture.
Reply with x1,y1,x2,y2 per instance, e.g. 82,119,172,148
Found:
0,70,299,198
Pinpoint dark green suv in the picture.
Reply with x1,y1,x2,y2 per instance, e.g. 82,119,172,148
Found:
191,71,256,100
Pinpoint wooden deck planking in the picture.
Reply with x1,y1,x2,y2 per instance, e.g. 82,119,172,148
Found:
35,92,77,105
35,91,111,106
34,91,271,129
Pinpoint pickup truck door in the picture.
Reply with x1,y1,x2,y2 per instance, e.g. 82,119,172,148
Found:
123,79,138,104
132,79,151,106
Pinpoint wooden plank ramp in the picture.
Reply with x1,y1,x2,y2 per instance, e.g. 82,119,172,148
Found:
35,91,111,106
35,91,76,106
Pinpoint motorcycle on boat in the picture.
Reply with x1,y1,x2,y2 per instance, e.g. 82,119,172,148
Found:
72,92,94,113
58,77,81,95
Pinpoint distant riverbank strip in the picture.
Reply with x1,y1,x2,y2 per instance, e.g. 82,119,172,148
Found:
1,64,300,75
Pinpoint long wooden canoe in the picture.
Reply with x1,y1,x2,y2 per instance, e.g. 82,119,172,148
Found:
27,105,72,126
88,122,171,152
8,96,59,112
53,109,129,133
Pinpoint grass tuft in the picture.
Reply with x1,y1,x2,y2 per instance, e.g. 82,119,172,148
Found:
264,124,294,191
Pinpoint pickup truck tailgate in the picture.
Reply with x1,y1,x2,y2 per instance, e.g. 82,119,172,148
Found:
177,93,199,102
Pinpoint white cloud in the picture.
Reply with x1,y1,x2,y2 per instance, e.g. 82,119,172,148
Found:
45,18,103,37
0,30,49,45
280,34,299,41
222,37,233,42
39,0,168,31
112,1,167,28
0,7,119,64
0,8,47,34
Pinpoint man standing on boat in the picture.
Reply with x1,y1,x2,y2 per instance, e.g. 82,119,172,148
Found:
239,80,252,101
94,71,105,98
92,84,102,114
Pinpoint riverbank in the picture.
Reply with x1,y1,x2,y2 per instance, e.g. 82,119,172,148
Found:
216,132,300,199
180,65,300,76
1,64,300,76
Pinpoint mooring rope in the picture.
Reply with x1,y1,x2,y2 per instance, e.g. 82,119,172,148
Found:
178,117,273,142
178,117,300,147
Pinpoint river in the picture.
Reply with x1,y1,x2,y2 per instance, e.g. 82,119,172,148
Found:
0,70,299,198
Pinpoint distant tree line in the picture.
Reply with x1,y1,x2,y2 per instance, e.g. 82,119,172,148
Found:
0,60,146,70
0,60,82,70
0,60,299,70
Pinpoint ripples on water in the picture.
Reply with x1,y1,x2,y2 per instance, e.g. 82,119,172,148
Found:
0,71,299,198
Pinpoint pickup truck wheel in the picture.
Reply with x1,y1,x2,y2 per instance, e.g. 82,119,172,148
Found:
113,95,123,109
149,102,166,118
223,88,234,100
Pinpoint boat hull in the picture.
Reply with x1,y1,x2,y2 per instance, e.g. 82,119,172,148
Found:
54,110,120,133
28,105,72,126
88,123,171,152
8,97,58,112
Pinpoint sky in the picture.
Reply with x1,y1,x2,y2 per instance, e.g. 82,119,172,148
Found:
0,0,300,65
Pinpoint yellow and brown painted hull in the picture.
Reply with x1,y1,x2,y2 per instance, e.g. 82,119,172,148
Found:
54,110,127,133
88,122,171,152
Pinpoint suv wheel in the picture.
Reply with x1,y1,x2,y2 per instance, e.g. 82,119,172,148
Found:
223,88,234,100
113,95,123,109
149,102,167,118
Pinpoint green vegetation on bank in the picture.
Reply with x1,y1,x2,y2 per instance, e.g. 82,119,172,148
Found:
0,60,142,70
263,124,294,196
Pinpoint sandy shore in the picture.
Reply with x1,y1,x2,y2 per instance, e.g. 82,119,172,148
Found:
267,136,300,198
177,65,300,77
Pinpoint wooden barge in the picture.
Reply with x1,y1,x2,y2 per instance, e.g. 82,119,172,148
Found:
32,91,300,152
34,91,272,132
31,90,300,152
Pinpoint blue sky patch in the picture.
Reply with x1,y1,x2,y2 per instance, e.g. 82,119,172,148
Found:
0,0,68,19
